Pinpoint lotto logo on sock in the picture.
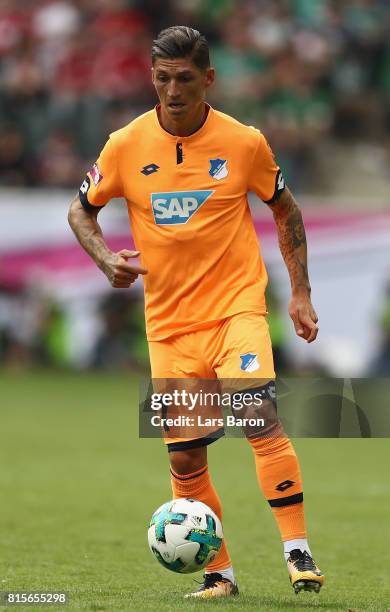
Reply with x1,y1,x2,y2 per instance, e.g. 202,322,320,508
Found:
276,480,295,492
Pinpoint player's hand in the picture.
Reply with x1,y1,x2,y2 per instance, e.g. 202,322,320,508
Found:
288,291,319,343
101,249,148,288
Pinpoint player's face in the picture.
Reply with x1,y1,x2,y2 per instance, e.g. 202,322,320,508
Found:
152,58,214,119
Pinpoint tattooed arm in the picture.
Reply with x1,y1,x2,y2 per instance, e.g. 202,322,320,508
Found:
68,194,147,288
269,188,318,343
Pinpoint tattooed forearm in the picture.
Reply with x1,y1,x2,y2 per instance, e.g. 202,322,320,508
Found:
68,195,112,269
270,188,311,293
289,207,306,248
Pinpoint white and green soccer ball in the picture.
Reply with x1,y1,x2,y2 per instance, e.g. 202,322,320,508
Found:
148,498,223,573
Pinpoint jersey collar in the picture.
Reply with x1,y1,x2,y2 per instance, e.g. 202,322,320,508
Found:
153,103,214,142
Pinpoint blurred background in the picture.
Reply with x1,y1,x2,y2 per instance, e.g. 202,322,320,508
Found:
0,0,389,376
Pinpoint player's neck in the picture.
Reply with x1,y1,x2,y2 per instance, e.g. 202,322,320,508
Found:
158,102,209,137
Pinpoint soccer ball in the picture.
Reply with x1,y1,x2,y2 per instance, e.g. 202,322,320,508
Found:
148,498,223,573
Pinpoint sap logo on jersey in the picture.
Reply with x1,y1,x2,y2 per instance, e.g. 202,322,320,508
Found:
151,190,214,225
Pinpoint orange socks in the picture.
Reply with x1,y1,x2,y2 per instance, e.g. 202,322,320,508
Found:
170,465,232,572
170,435,305,572
249,435,307,541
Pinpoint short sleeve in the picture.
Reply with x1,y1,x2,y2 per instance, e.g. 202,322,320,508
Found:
79,137,122,210
248,132,286,204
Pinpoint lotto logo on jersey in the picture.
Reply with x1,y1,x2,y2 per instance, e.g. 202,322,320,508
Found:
151,190,214,225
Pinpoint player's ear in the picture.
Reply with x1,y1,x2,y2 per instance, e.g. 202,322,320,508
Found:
205,67,215,89
151,66,155,85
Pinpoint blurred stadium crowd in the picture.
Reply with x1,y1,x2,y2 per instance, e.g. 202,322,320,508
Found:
1,0,389,375
0,0,390,191
1,281,389,374
0,288,149,370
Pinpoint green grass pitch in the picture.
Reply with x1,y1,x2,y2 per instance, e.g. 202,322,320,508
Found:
0,371,389,611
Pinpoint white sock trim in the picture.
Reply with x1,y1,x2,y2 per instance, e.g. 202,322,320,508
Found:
205,566,235,584
283,538,311,561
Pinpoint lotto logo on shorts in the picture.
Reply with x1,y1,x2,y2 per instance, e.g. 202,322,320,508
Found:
240,353,260,373
151,190,214,225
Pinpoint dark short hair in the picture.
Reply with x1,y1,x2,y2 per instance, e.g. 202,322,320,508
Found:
152,26,210,70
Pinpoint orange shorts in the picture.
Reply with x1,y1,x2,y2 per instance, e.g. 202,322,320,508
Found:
148,311,276,450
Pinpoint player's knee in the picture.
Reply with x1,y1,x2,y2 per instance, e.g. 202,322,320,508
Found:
249,430,293,456
231,381,280,440
169,446,207,475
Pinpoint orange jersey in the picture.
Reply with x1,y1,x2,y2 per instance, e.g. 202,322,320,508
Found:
79,105,285,340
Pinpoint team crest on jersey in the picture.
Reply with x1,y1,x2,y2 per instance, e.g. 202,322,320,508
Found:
151,190,214,225
209,158,228,180
90,163,103,186
240,353,260,373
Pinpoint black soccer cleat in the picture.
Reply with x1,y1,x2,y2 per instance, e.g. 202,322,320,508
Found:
184,572,239,599
286,549,325,594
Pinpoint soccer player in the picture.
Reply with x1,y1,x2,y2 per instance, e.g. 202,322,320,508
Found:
68,26,324,599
